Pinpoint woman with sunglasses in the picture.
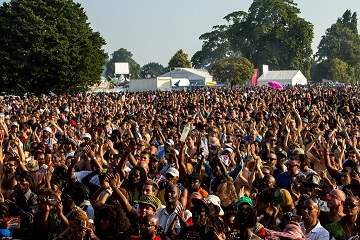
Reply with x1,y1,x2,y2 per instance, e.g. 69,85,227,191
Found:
326,196,359,240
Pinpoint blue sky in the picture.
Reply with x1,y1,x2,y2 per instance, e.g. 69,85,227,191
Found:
75,0,360,67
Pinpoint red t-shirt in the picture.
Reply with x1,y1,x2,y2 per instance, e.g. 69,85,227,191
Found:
130,236,162,240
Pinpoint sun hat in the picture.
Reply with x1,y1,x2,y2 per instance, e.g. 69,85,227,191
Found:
138,195,162,211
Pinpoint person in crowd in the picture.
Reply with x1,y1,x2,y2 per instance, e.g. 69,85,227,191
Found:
7,171,38,239
178,198,216,239
131,214,162,240
217,180,238,215
255,188,280,230
33,188,62,240
326,196,359,240
319,189,346,227
1,156,19,199
94,205,131,240
156,184,182,240
276,156,304,190
185,173,208,209
157,167,188,208
233,205,263,240
57,208,98,240
300,198,330,240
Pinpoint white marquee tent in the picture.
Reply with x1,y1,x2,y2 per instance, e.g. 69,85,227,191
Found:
257,70,307,86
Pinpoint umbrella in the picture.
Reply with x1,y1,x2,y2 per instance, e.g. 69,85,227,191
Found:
268,81,283,90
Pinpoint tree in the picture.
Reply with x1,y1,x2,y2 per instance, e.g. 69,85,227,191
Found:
0,0,107,95
228,0,313,78
141,62,166,78
328,58,354,83
314,10,360,82
105,48,141,79
194,0,313,78
209,56,254,86
168,49,192,70
191,25,233,69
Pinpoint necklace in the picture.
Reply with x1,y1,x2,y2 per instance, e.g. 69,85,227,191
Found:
344,219,353,237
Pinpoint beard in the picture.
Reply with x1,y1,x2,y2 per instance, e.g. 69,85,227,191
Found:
4,168,14,174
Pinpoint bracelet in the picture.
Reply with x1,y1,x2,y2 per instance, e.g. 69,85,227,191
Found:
105,189,113,195
325,152,330,155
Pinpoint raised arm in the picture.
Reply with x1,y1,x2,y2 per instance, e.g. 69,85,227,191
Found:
178,142,188,179
116,140,136,179
323,142,341,182
107,173,138,220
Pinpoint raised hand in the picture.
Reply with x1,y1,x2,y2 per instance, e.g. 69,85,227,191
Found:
44,170,52,183
100,175,110,190
84,145,95,159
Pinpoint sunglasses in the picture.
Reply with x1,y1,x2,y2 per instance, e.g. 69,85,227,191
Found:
344,202,359,208
190,179,200,183
286,164,299,168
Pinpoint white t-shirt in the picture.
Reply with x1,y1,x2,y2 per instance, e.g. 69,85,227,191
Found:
300,220,330,240
74,171,100,186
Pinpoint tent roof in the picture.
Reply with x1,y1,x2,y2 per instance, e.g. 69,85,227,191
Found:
258,70,302,80
162,68,212,78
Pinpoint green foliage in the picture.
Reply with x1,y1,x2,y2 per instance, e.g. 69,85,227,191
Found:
194,0,313,78
314,10,360,82
141,62,166,78
228,0,313,78
191,24,234,69
329,58,354,83
105,48,141,79
209,56,254,86
0,0,107,95
168,49,192,70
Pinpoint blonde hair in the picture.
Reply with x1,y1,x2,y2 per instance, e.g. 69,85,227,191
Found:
280,189,295,213
67,208,91,227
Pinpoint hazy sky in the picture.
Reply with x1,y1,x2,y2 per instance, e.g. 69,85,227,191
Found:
75,0,360,67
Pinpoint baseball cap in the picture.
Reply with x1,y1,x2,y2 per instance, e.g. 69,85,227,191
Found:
302,118,309,123
188,173,202,182
43,127,52,133
81,133,92,140
68,120,77,126
150,155,161,162
236,196,253,207
165,139,174,146
10,122,18,128
166,167,179,177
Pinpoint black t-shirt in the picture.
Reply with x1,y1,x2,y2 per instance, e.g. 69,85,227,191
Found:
221,202,237,215
318,210,334,227
178,224,216,240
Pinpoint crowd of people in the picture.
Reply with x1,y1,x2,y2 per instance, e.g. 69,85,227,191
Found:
0,83,360,239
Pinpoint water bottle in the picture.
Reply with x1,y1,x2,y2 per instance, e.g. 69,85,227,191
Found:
201,134,209,156
135,124,142,141
180,123,191,142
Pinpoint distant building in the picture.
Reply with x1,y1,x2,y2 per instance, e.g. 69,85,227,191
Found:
161,68,213,86
257,70,307,86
